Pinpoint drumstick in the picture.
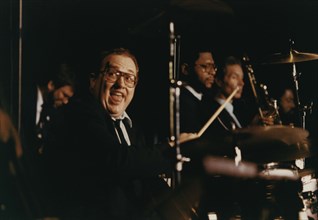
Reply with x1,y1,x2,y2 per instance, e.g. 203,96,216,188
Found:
197,87,240,137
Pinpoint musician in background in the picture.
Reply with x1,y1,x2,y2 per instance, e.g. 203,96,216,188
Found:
202,55,274,136
177,46,219,218
20,61,77,218
274,84,300,127
179,45,217,133
197,56,276,220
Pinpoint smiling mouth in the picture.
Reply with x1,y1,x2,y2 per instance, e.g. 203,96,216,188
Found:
110,91,124,104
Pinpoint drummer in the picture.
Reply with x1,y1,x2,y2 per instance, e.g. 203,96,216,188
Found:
196,55,276,219
201,55,273,137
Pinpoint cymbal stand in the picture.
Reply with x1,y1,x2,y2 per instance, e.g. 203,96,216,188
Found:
289,40,313,129
291,62,304,127
168,22,189,188
292,61,314,170
291,62,305,170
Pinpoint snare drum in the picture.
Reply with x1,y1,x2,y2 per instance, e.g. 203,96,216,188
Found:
259,162,299,180
241,162,303,220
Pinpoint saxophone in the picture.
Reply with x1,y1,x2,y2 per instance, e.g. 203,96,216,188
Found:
243,55,282,125
259,83,282,125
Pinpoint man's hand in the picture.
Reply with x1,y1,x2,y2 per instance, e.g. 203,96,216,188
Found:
169,132,199,147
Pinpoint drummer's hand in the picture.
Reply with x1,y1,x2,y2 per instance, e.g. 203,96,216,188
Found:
251,111,274,126
261,115,274,126
262,110,275,126
169,132,199,147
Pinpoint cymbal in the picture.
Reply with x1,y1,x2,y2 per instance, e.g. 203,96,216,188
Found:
182,125,311,163
181,134,235,157
203,156,258,178
234,126,311,163
260,50,318,64
128,0,233,36
234,125,309,146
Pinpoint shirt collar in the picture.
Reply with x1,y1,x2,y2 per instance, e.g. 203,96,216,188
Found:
36,86,44,124
184,85,203,101
111,111,132,128
215,97,234,114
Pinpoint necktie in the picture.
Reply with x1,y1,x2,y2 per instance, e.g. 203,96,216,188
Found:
35,104,51,154
114,119,128,145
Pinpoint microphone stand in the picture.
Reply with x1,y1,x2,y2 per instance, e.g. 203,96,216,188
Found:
168,22,188,188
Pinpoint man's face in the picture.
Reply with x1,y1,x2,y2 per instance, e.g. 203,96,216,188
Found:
52,85,74,108
220,64,244,99
90,54,137,118
280,89,295,113
194,52,216,89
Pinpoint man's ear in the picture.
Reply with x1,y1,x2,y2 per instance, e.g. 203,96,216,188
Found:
180,63,189,76
47,80,55,92
89,73,97,90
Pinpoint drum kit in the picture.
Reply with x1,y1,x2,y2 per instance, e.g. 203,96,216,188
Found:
173,48,318,219
162,33,317,216
168,32,318,220
139,1,318,219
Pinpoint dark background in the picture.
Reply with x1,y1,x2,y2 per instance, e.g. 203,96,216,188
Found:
1,0,318,140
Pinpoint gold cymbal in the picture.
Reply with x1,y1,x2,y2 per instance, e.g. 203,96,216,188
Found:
234,125,311,163
234,125,309,146
261,50,318,64
182,125,311,163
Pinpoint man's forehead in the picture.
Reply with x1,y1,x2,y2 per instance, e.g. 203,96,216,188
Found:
102,55,137,74
226,65,243,74
198,52,214,61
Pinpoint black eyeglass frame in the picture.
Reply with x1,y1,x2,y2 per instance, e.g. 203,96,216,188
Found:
101,68,138,88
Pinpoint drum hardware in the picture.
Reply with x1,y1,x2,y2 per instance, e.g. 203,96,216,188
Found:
168,21,191,188
237,162,304,220
259,162,299,181
300,171,318,219
258,41,317,218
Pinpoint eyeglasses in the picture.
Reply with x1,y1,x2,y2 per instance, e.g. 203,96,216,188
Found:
102,68,138,88
196,63,217,72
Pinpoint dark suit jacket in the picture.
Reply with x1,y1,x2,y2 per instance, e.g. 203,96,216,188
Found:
47,94,173,220
20,82,69,218
179,85,206,133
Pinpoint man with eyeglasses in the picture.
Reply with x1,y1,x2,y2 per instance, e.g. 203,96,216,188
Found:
179,46,217,134
47,48,198,220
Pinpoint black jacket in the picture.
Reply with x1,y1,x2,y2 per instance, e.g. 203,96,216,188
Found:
46,94,173,220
